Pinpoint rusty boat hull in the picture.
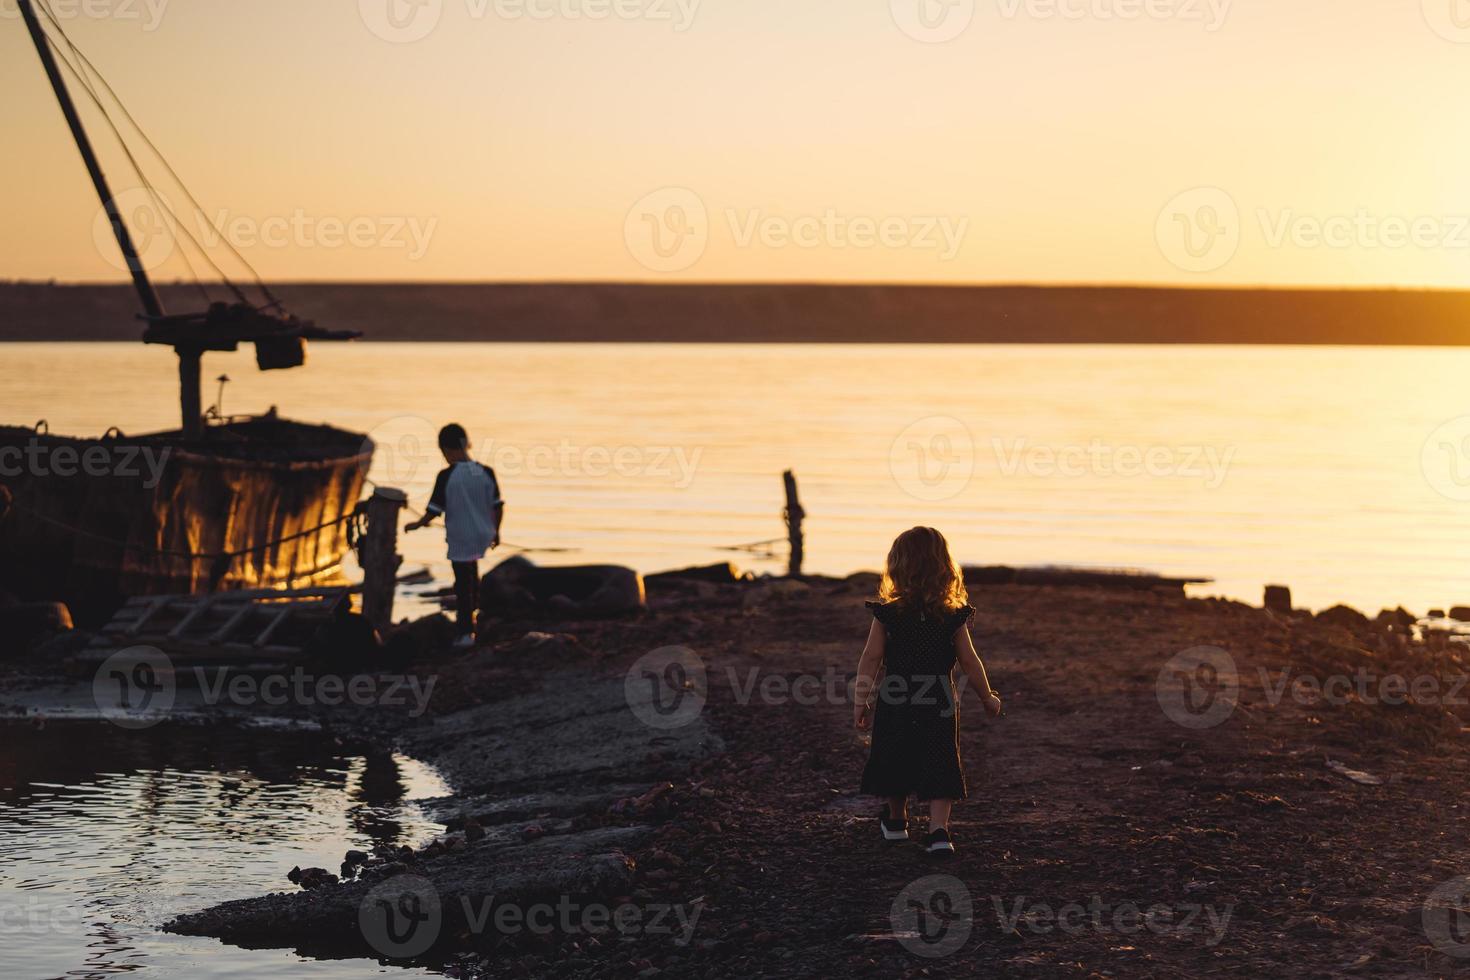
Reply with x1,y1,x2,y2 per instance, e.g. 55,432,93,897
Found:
0,416,372,624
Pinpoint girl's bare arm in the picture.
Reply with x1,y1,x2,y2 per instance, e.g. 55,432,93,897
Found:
955,625,1004,717
853,618,886,730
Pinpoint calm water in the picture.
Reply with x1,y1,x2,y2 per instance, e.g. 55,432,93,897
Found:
0,724,449,980
3,342,1469,613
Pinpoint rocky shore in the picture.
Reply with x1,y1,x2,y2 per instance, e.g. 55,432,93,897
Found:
19,569,1470,977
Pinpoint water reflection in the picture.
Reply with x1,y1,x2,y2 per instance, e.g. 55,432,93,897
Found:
350,750,412,845
0,723,446,979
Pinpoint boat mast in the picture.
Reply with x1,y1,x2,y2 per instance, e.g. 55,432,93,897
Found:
19,0,203,439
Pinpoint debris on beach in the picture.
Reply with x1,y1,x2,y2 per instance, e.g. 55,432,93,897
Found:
496,631,592,662
962,564,1211,593
288,866,340,891
80,587,360,663
1326,760,1384,786
481,556,645,619
645,562,750,586
1316,604,1373,631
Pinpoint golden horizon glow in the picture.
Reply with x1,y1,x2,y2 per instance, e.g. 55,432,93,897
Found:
4,1,1470,288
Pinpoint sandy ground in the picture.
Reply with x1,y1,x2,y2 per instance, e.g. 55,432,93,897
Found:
18,573,1470,978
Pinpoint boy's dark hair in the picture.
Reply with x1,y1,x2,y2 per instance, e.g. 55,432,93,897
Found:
438,423,469,452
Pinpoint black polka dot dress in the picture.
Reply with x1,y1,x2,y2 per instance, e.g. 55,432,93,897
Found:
860,600,974,802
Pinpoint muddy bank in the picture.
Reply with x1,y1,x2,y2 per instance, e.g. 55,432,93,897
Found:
55,571,1470,977
163,647,722,971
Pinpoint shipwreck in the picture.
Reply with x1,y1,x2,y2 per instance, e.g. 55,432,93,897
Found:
1,0,373,624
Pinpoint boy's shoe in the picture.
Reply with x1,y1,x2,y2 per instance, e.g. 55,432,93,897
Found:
879,812,910,842
924,828,956,857
452,634,476,650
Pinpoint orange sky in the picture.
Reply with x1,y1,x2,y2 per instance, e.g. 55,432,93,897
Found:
5,0,1470,287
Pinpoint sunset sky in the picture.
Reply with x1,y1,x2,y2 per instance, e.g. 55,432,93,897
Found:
4,0,1470,286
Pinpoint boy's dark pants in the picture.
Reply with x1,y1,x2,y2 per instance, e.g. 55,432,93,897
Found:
452,561,479,636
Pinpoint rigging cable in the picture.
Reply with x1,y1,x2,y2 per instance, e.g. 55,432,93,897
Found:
35,1,267,308
44,4,281,311
34,3,223,305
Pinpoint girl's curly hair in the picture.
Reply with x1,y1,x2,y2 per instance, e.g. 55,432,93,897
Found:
878,526,968,617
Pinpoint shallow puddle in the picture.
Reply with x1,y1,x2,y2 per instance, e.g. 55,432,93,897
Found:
0,723,449,979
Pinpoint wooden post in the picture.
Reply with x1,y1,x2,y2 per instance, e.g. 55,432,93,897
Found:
783,470,805,578
360,487,406,636
1264,585,1292,616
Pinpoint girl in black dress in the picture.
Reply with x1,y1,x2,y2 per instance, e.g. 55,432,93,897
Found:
853,527,1003,856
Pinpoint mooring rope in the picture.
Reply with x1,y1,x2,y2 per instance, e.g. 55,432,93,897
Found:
8,504,360,565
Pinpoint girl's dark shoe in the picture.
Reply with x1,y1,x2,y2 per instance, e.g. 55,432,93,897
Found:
880,812,910,842
925,828,955,857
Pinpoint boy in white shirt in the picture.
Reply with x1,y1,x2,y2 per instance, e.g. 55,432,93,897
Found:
406,424,504,648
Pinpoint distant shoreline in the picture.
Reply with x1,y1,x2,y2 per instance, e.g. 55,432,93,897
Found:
5,281,1469,345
